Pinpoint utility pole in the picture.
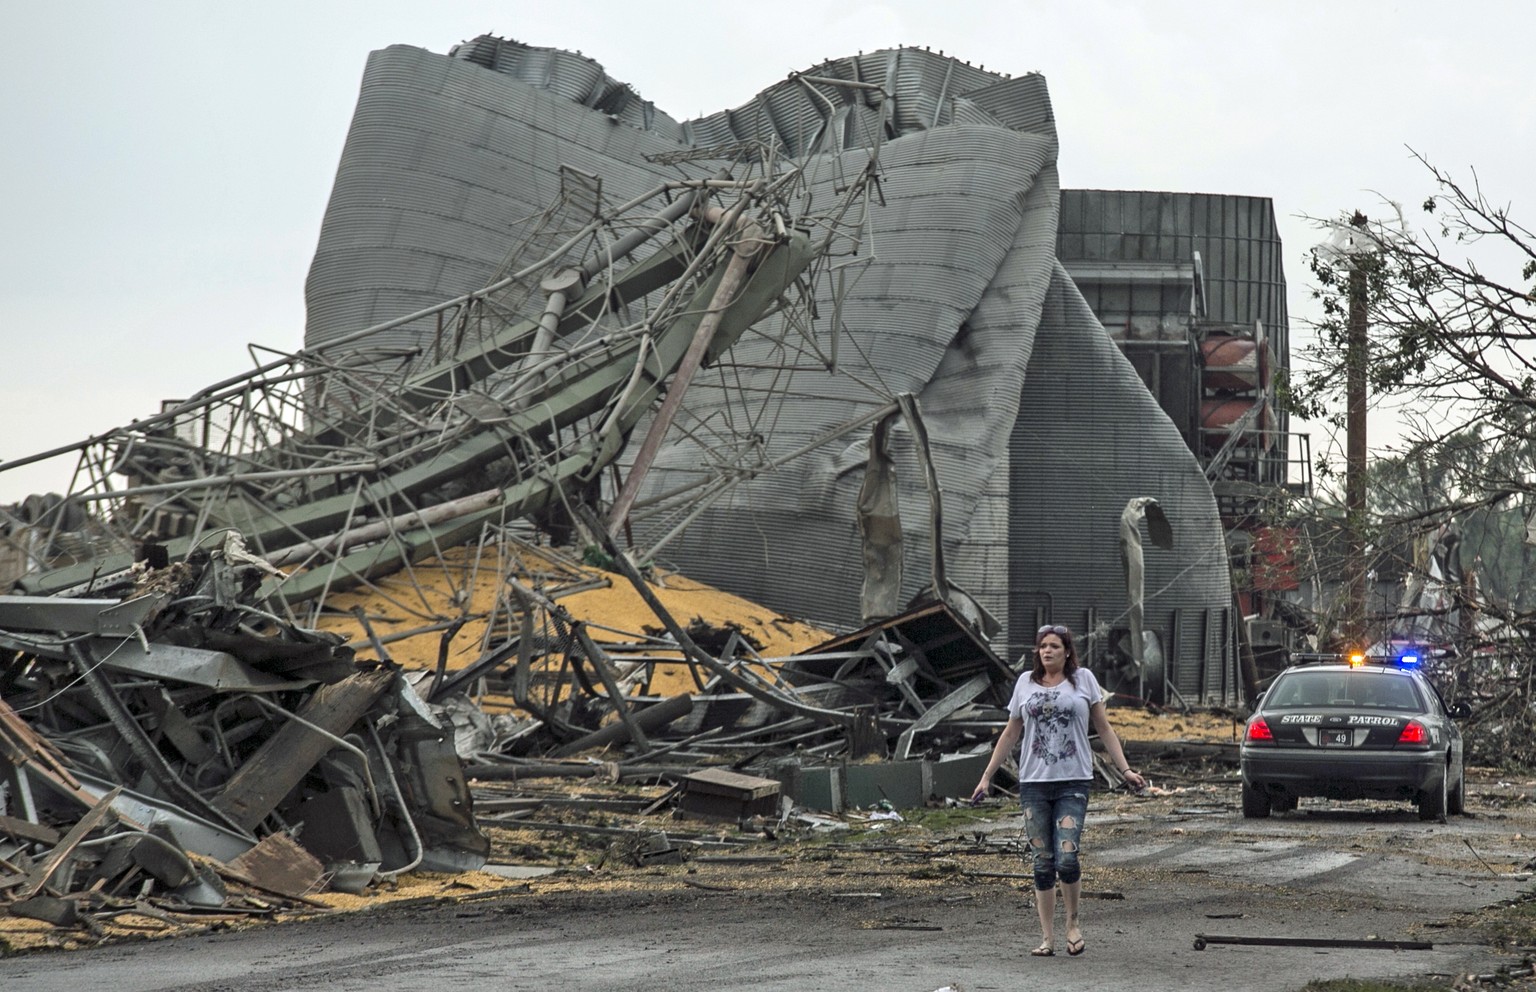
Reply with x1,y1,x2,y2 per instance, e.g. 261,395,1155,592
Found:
1344,210,1370,649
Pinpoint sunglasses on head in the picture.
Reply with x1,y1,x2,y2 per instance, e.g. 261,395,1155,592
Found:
1037,624,1069,636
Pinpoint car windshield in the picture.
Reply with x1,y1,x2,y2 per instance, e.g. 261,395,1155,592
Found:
1266,670,1425,712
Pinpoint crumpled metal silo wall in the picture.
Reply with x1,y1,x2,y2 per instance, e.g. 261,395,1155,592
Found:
304,41,691,357
451,35,682,134
622,108,1064,638
605,53,1065,651
301,38,1237,699
1010,265,1235,698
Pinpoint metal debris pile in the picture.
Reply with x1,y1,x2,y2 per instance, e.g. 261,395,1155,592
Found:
0,92,1177,943
391,517,1020,777
0,540,486,935
0,512,1053,940
0,134,1025,941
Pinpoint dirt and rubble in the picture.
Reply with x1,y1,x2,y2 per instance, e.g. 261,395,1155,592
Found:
0,523,1223,952
0,702,1232,952
7,533,1536,992
2,760,1534,992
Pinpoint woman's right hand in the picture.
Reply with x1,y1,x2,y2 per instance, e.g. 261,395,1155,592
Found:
970,782,990,805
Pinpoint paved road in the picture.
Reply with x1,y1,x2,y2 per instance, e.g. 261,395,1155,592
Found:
2,787,1529,992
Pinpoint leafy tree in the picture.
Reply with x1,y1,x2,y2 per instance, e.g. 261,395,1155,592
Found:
1287,153,1536,765
1291,150,1536,579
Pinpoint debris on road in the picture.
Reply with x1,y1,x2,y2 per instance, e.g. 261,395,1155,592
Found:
1192,933,1434,951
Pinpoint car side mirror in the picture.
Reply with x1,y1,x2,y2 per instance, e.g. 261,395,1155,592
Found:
1449,701,1472,719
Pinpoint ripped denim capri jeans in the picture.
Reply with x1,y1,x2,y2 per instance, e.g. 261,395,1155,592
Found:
1018,779,1091,891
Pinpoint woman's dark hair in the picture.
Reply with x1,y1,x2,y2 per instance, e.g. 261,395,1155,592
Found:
1030,624,1080,688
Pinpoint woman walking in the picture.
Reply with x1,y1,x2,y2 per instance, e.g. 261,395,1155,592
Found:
971,624,1146,957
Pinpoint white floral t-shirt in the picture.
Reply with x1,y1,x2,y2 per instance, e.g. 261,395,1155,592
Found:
1006,668,1104,783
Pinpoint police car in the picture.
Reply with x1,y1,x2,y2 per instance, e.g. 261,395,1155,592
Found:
1239,654,1471,822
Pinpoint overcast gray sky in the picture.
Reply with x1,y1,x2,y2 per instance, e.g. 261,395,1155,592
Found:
2,0,1531,502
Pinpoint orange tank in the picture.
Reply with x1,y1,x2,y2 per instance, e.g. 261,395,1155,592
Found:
1200,334,1267,391
1200,396,1273,449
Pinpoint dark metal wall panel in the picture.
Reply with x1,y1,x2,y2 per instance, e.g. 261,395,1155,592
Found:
1058,190,1288,364
1058,188,1291,481
1121,341,1199,438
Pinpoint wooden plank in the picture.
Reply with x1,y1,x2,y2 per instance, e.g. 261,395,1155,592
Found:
10,895,80,926
16,786,121,900
682,767,780,800
0,813,60,846
0,696,83,789
228,832,325,900
212,669,394,831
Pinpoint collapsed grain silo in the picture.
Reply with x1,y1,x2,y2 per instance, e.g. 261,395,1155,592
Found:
299,36,1289,704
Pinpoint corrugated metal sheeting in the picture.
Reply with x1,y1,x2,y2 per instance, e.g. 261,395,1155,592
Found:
304,42,691,357
302,38,1244,702
1010,264,1238,701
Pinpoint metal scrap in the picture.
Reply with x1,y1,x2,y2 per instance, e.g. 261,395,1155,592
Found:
0,103,1064,939
1192,933,1433,951
0,545,487,934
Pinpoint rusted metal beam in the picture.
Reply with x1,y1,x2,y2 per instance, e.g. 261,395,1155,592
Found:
552,692,692,758
607,205,762,536
1192,933,1432,951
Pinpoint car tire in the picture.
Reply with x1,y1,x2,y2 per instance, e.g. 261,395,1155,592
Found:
1418,767,1447,823
1241,779,1270,819
1448,760,1466,816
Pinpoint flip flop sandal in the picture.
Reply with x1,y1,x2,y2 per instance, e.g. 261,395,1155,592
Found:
1066,936,1086,956
1031,943,1055,957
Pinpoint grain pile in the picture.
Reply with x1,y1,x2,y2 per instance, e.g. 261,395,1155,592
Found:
311,542,834,704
